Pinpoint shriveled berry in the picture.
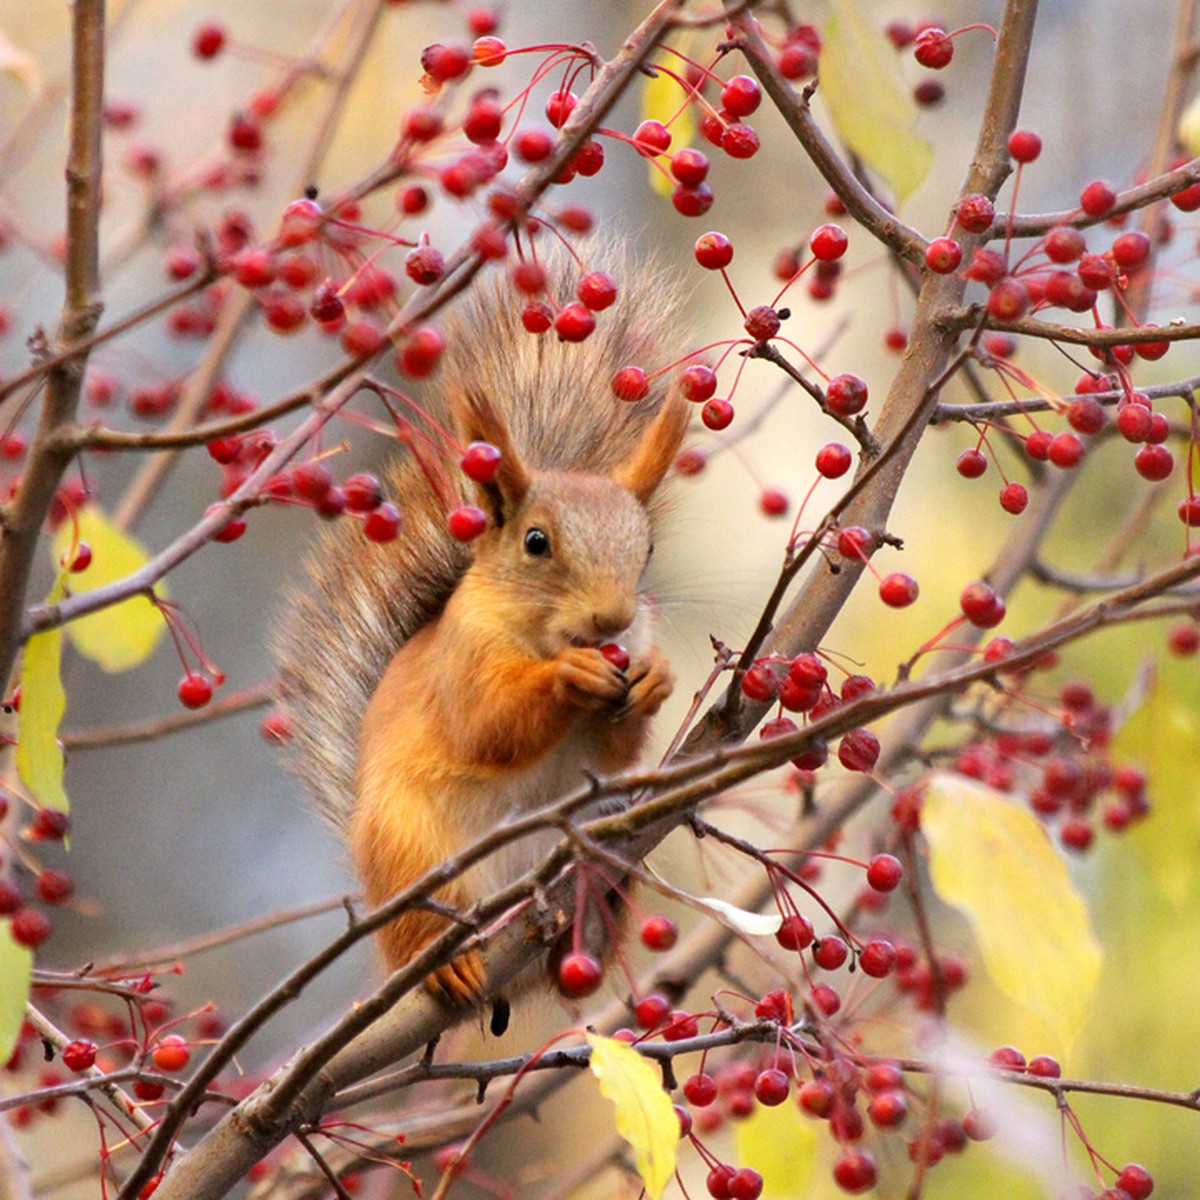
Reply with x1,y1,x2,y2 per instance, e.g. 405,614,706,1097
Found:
956,193,994,233
838,728,881,772
62,1040,97,1072
721,122,760,159
743,305,781,342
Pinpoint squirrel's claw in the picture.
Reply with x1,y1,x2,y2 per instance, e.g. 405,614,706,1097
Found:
612,648,673,722
425,950,488,1007
555,646,629,711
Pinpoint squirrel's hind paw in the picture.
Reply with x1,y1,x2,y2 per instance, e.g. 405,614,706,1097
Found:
425,950,488,1006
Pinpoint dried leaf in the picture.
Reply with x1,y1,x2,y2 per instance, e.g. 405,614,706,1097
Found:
0,927,32,1066
17,576,69,815
52,505,164,673
587,1032,677,1200
820,0,932,203
923,773,1102,1051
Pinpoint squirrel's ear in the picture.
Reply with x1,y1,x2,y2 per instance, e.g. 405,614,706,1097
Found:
452,389,531,523
612,387,689,503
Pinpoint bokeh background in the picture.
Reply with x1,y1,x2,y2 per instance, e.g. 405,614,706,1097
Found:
1,1,1197,1197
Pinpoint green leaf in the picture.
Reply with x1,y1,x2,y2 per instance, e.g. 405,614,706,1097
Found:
923,773,1102,1052
17,575,69,815
821,0,933,203
0,926,32,1066
733,1098,815,1198
1112,657,1200,906
52,504,164,673
587,1032,677,1200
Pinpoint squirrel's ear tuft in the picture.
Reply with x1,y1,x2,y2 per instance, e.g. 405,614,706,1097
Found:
612,387,689,503
452,389,531,524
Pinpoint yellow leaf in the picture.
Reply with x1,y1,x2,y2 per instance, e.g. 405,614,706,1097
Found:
643,48,695,198
1179,92,1200,157
820,0,933,203
1112,658,1200,906
17,575,69,815
586,1032,677,1200
0,926,32,1066
733,1098,815,1199
0,27,40,94
52,504,164,672
923,773,1102,1052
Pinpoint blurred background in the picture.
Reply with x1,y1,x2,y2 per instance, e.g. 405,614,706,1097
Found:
1,0,1197,1197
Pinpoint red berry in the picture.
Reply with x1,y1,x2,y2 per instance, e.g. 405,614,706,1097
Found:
62,1040,97,1073
680,364,718,403
672,182,714,218
633,993,671,1029
838,728,880,772
1112,231,1151,270
760,488,788,517
557,951,603,998
599,642,631,670
721,75,761,117
522,302,554,334
868,1090,908,1127
729,1168,763,1200
962,1106,997,1141
859,938,897,978
192,22,226,59
554,302,596,342
694,231,734,270
685,1072,718,1106
363,503,402,544
1027,1054,1061,1078
152,1035,191,1072
988,1045,1026,1070
1008,129,1042,163
640,916,678,951
813,934,849,970
178,673,213,709
1047,431,1085,468
701,398,734,430
956,193,995,234
28,809,69,841
866,853,903,892
826,373,868,416
0,881,21,916
833,1148,877,1194
420,42,471,84
448,506,488,542
461,442,502,483
810,223,849,261
925,237,962,274
612,366,650,402
707,1165,735,1200
405,246,445,286
776,913,814,951
816,442,852,479
35,869,73,905
744,305,781,342
343,472,383,513
754,1068,789,1106
1134,444,1173,481
956,448,987,478
544,89,576,129
10,908,52,949
397,327,446,378
987,277,1030,321
879,572,918,608
1080,179,1117,217
1114,1164,1154,1200
633,119,671,156
671,148,710,187
577,271,617,312
721,123,760,159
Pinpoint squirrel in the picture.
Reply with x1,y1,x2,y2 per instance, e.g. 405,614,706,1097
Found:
275,247,689,1015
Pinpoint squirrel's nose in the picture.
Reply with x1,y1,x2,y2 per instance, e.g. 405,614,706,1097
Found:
591,603,635,639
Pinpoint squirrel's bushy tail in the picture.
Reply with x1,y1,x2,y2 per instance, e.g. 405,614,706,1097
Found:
274,246,682,832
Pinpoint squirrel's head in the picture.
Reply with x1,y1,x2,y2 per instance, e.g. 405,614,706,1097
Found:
452,388,687,657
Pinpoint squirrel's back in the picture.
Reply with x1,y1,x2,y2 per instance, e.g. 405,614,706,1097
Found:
275,246,682,831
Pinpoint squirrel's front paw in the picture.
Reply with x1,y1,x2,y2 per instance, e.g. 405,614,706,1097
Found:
554,646,628,711
615,646,673,720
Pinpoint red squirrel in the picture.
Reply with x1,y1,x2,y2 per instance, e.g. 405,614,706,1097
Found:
277,250,688,1011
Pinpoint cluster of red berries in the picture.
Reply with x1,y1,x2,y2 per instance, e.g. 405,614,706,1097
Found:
4,981,228,1127
945,678,1150,852
0,801,71,953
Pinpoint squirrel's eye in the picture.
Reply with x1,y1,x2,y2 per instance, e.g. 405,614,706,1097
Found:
523,527,551,557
